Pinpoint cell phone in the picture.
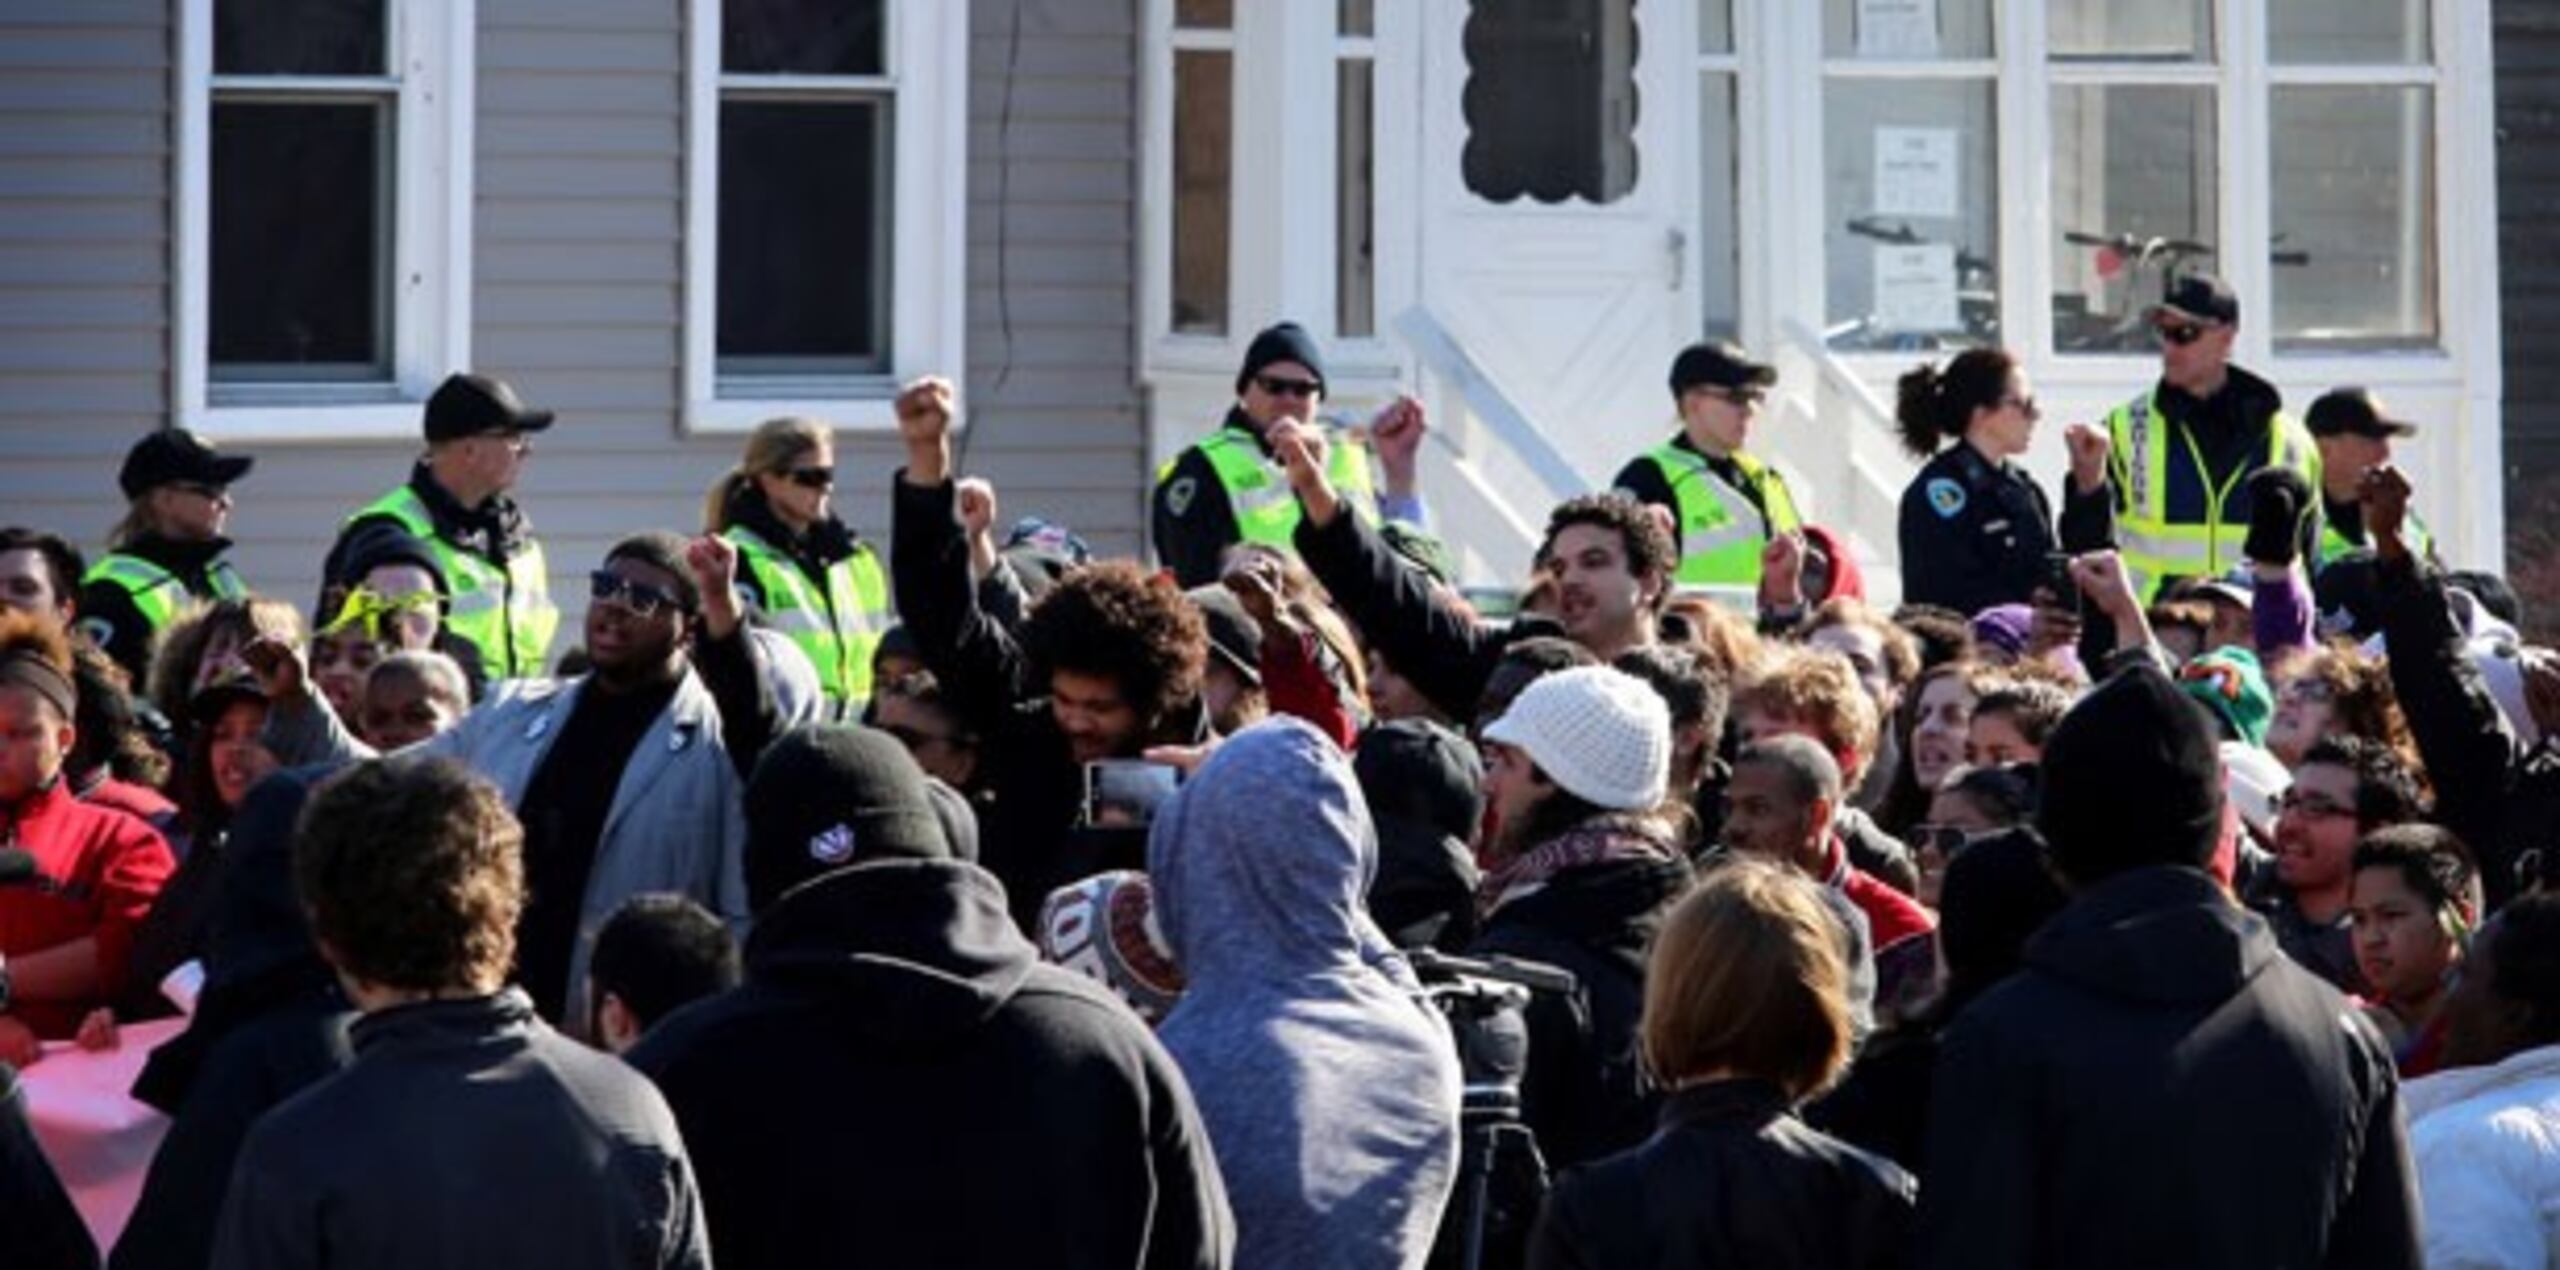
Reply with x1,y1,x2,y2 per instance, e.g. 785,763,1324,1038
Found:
2042,552,2082,616
1081,759,1183,829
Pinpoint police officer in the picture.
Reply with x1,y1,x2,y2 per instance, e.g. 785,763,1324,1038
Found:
78,429,254,684
1892,347,2055,615
2304,387,2434,568
1152,321,1401,588
2058,273,2321,605
703,414,888,711
322,372,560,685
1611,340,1802,594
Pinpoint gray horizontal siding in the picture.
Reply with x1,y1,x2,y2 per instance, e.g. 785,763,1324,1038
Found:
0,0,1150,652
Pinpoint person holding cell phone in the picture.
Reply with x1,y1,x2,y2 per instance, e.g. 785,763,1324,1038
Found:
2056,273,2323,610
1892,347,2057,617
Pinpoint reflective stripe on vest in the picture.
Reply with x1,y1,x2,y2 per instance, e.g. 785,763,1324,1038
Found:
79,553,246,631
1188,425,1377,550
347,487,559,680
2105,390,2322,604
726,525,890,704
1644,443,1802,587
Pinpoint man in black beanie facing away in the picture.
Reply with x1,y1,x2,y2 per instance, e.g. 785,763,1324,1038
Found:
627,724,1233,1270
1918,663,2421,1270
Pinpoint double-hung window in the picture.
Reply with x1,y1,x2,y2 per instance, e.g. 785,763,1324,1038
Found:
176,0,472,439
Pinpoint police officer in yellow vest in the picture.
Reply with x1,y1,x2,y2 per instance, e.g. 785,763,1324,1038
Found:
1610,340,1802,592
2304,387,2435,569
77,428,255,685
323,372,561,686
1152,321,1388,588
2058,273,2322,606
703,415,889,712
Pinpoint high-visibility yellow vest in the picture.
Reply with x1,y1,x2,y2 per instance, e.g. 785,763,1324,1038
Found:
725,524,889,707
2103,390,2321,604
79,552,246,631
1162,424,1377,552
2319,509,2432,568
1643,442,1802,587
346,486,558,681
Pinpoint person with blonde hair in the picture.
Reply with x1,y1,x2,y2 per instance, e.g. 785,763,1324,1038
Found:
1528,858,1915,1269
705,415,888,710
79,430,255,686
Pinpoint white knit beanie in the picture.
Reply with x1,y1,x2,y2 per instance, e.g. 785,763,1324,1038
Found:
1480,664,1670,810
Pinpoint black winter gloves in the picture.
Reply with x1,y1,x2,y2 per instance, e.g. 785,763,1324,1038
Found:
2243,466,2314,567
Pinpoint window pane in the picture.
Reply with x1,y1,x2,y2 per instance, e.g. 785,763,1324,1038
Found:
210,101,389,378
1824,0,1993,60
215,0,383,75
1700,0,1733,54
1173,50,1232,336
1177,0,1232,30
2269,0,2429,65
2048,0,2212,63
2272,87,2436,350
723,0,884,75
1823,79,1999,351
1340,0,1374,38
1700,72,1740,338
2049,85,2219,354
718,100,890,371
1461,0,1640,204
1337,60,1375,339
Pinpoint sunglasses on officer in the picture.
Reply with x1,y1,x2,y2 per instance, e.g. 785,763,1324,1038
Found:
1252,374,1323,400
2153,318,2222,348
784,466,834,490
588,570,686,618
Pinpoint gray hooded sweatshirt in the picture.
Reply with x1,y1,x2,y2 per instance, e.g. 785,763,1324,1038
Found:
1151,718,1464,1270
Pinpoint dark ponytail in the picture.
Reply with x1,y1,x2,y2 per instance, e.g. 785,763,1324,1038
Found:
1893,348,2018,460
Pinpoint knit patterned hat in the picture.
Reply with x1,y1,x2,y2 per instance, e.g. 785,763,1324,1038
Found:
1480,664,1670,810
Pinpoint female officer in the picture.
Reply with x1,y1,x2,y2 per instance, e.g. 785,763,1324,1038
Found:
1893,348,2056,616
702,416,888,712
78,430,255,686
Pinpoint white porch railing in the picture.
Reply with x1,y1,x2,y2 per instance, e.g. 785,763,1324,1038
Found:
1769,319,1918,609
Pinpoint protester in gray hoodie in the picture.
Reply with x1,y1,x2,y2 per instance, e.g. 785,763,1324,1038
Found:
1151,717,1463,1270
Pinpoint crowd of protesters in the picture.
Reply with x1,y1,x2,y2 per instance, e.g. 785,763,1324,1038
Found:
2,271,2557,1270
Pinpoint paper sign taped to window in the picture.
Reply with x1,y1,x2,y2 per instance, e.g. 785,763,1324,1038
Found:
1875,243,1959,332
1857,0,1941,58
1874,127,1959,219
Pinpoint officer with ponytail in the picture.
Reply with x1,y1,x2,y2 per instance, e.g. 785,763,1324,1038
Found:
1892,347,2056,615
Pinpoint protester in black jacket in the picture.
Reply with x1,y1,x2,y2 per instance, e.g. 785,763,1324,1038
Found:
113,769,354,1270
629,726,1233,1270
2366,465,2557,906
1531,859,1914,1270
890,379,1213,929
1919,655,2421,1270
1474,666,1694,1169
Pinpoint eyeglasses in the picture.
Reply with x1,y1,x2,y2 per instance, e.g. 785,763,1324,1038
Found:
2154,320,2216,348
1911,824,1986,859
1252,374,1323,399
1698,385,1766,408
1999,394,2041,418
2280,677,2337,707
588,570,684,618
785,466,834,490
478,430,532,454
2277,790,2356,821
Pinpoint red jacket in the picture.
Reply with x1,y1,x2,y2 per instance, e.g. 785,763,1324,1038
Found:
1,778,176,1036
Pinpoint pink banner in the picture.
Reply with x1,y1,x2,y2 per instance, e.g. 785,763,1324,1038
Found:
23,1018,186,1253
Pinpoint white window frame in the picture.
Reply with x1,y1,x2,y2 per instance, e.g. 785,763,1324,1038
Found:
682,0,969,435
173,0,474,442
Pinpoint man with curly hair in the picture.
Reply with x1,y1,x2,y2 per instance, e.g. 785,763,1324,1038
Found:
1274,417,1675,722
893,379,1212,928
211,757,709,1270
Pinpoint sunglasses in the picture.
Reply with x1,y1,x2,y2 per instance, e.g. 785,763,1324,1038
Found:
1252,374,1323,399
588,570,685,618
1698,385,1767,408
1911,824,1985,860
1999,394,2041,417
785,466,834,490
2154,320,2217,348
168,480,230,500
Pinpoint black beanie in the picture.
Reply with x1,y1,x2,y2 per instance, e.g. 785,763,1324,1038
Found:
603,532,703,614
745,724,949,912
1235,321,1327,396
2035,664,2226,884
1935,828,2069,1013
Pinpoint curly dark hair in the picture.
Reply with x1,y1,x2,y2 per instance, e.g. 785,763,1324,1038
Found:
296,757,525,994
1022,560,1207,730
2300,734,2425,830
1540,492,1677,597
68,640,169,788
